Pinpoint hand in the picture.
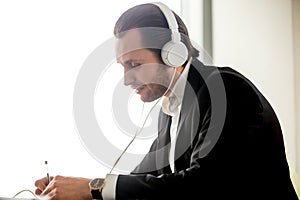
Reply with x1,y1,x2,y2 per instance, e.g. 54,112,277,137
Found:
34,175,92,200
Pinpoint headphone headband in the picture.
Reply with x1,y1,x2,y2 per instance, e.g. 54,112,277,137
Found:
151,2,181,43
151,2,188,67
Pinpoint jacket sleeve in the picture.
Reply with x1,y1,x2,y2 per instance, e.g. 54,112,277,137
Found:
114,69,297,200
116,107,213,200
114,72,221,200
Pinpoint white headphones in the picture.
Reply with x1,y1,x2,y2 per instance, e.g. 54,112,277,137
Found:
151,2,189,68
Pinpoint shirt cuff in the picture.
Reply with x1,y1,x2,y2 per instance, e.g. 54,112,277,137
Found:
102,174,119,200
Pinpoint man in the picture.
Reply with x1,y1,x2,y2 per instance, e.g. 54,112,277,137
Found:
35,3,298,199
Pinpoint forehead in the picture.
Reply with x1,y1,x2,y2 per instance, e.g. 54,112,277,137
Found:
115,29,143,61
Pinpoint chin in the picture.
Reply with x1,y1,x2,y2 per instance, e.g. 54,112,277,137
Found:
140,94,161,102
139,86,165,102
140,96,154,102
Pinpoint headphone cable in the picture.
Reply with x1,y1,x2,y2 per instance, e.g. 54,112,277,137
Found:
109,66,178,174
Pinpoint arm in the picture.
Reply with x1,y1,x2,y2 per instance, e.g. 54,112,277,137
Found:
113,68,273,200
115,76,216,199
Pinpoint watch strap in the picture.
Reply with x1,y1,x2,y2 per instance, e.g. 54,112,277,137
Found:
91,189,103,200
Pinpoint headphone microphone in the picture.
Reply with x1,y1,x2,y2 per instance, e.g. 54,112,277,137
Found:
151,2,189,68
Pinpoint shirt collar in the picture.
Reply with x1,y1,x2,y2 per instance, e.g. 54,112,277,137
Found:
162,58,192,116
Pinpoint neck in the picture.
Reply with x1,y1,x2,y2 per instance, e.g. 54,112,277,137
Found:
165,66,184,97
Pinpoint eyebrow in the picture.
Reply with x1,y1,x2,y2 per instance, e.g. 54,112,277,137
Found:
119,59,143,66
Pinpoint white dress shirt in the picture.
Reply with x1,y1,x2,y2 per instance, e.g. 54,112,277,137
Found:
102,59,192,200
161,59,191,172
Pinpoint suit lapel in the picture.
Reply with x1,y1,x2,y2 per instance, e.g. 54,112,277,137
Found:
174,60,205,171
131,112,172,175
156,112,172,174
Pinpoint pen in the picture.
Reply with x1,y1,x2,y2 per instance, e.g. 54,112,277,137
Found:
45,161,50,185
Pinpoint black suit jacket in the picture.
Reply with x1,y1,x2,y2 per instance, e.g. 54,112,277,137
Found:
116,59,298,199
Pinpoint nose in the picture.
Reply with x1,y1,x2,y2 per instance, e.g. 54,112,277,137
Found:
123,68,136,86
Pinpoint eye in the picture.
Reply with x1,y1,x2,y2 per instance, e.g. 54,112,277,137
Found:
123,60,142,69
123,63,140,72
132,63,141,68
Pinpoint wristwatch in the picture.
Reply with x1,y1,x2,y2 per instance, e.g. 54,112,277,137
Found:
89,178,105,200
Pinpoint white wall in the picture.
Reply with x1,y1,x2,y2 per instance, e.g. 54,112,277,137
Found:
181,0,213,64
212,0,297,172
292,0,300,174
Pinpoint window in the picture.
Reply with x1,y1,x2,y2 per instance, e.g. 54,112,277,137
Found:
0,0,180,197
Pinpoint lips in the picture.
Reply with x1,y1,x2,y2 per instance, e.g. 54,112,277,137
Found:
133,85,145,94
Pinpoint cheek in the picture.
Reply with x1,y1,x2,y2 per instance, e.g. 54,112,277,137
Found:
134,68,157,83
146,84,166,97
142,67,168,84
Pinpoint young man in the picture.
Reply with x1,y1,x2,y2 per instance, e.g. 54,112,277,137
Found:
35,3,298,199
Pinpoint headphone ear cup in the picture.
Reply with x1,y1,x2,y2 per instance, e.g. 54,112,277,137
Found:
161,41,188,67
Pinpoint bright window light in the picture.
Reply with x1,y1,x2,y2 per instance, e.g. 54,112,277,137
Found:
0,0,180,197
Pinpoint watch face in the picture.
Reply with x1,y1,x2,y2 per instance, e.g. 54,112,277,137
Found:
90,178,103,188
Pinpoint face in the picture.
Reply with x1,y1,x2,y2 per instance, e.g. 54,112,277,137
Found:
116,29,175,102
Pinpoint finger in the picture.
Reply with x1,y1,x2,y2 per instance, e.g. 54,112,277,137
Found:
47,192,56,200
41,183,53,195
34,177,46,187
38,192,55,200
40,176,65,199
35,177,48,191
41,186,56,198
35,188,42,195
